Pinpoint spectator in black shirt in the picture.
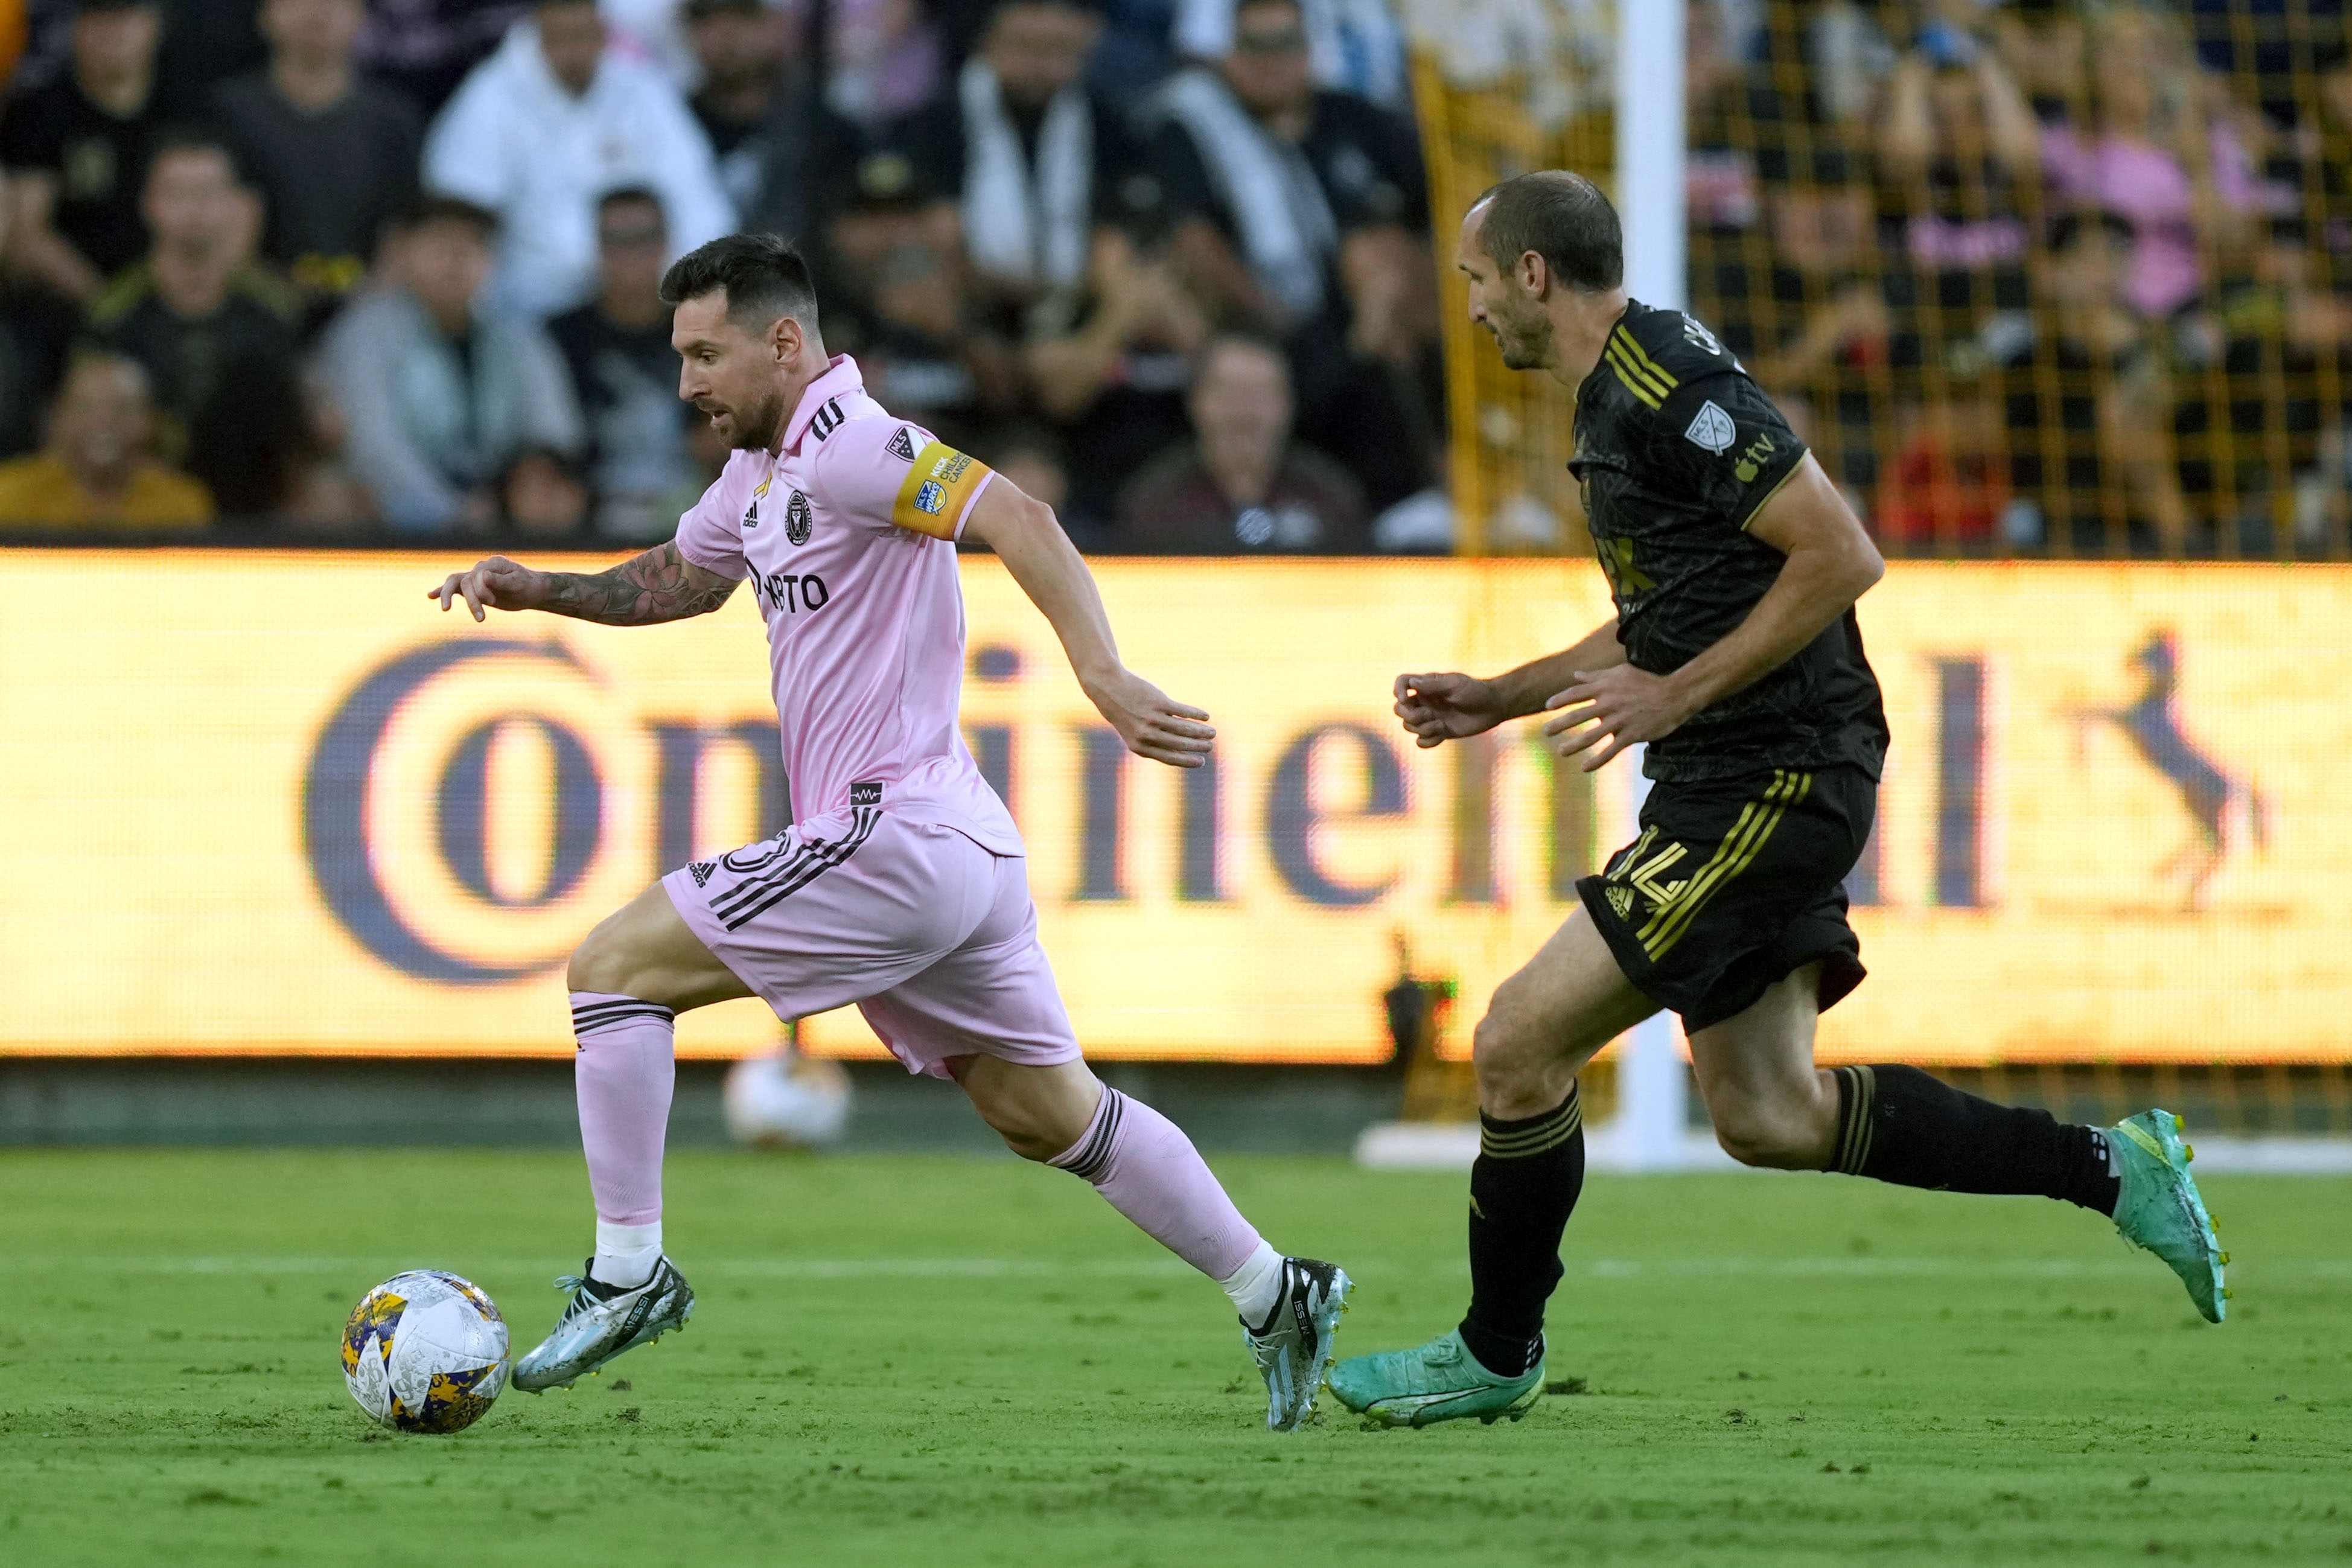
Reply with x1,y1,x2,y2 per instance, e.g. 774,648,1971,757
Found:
151,0,267,117
859,226,1010,451
1143,0,1437,508
212,0,424,309
818,151,1022,447
83,128,308,517
891,0,1162,315
1146,0,1424,337
686,0,794,214
354,0,531,118
547,187,699,543
1,0,170,305
682,0,865,270
1025,225,1206,533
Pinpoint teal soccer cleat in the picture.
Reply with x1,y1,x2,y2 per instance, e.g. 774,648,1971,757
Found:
512,1257,695,1391
2110,1111,2228,1323
1326,1329,1543,1429
1243,1258,1353,1432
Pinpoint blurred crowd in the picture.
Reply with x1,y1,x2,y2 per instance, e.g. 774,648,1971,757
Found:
5,0,2346,560
1687,0,2352,558
0,0,1444,550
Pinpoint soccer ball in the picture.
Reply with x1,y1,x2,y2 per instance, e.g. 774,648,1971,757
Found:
340,1270,511,1433
724,1047,852,1149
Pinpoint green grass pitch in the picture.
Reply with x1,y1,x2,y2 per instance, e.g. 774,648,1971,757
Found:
2,1149,2347,1566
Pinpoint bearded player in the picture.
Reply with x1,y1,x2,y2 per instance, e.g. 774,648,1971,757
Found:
1326,173,2225,1429
428,235,1351,1430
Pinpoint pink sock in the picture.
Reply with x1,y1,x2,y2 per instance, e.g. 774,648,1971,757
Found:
571,992,676,1226
1050,1088,1263,1280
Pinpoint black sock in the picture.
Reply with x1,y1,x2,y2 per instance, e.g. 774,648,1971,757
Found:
1458,1086,1584,1378
1831,1065,2120,1214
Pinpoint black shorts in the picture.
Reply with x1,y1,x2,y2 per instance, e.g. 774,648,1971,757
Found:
1576,765,1873,1032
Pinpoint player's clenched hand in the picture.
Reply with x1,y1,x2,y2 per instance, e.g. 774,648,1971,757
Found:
1086,668,1215,769
1393,672,1507,748
1543,665,1697,772
427,556,546,622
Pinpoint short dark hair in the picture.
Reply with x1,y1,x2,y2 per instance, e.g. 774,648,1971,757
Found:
659,232,820,335
398,191,500,238
145,124,244,183
1471,171,1622,292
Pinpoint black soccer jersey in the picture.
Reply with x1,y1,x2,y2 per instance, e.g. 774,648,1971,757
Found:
1568,299,1888,782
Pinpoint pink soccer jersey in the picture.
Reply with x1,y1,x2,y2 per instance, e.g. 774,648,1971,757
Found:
672,355,1021,856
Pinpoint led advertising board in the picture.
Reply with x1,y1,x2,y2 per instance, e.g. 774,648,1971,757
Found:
1,553,2342,1063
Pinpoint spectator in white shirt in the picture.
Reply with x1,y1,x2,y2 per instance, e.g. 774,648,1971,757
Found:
421,0,733,317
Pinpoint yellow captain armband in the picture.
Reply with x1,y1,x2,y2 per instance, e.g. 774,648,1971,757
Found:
891,441,993,538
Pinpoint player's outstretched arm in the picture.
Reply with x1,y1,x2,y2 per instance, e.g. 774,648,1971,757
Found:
960,479,1214,770
1543,454,1883,770
1394,619,1627,749
426,541,740,626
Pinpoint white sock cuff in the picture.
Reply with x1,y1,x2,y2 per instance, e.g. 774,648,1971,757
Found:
594,1219,663,1283
1218,1239,1285,1324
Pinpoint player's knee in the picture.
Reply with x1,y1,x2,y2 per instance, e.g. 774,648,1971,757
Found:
954,1063,1095,1164
566,920,639,997
1468,1012,1522,1086
995,1124,1065,1163
1710,1104,1821,1170
1471,1009,1559,1114
971,1099,1071,1163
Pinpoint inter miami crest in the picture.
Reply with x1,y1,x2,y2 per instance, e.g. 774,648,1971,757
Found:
785,489,813,546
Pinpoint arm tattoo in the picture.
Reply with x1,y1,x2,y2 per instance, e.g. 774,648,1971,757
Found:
537,541,739,626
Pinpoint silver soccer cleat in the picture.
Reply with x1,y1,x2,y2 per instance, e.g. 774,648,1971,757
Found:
1242,1257,1352,1432
512,1256,695,1392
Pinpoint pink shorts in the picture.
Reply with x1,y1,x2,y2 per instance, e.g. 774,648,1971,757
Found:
663,807,1083,1080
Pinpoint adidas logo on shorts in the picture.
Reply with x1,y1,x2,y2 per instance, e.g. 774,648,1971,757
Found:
689,861,717,888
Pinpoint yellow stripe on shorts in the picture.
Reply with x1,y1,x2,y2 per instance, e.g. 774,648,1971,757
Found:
1637,770,1814,961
